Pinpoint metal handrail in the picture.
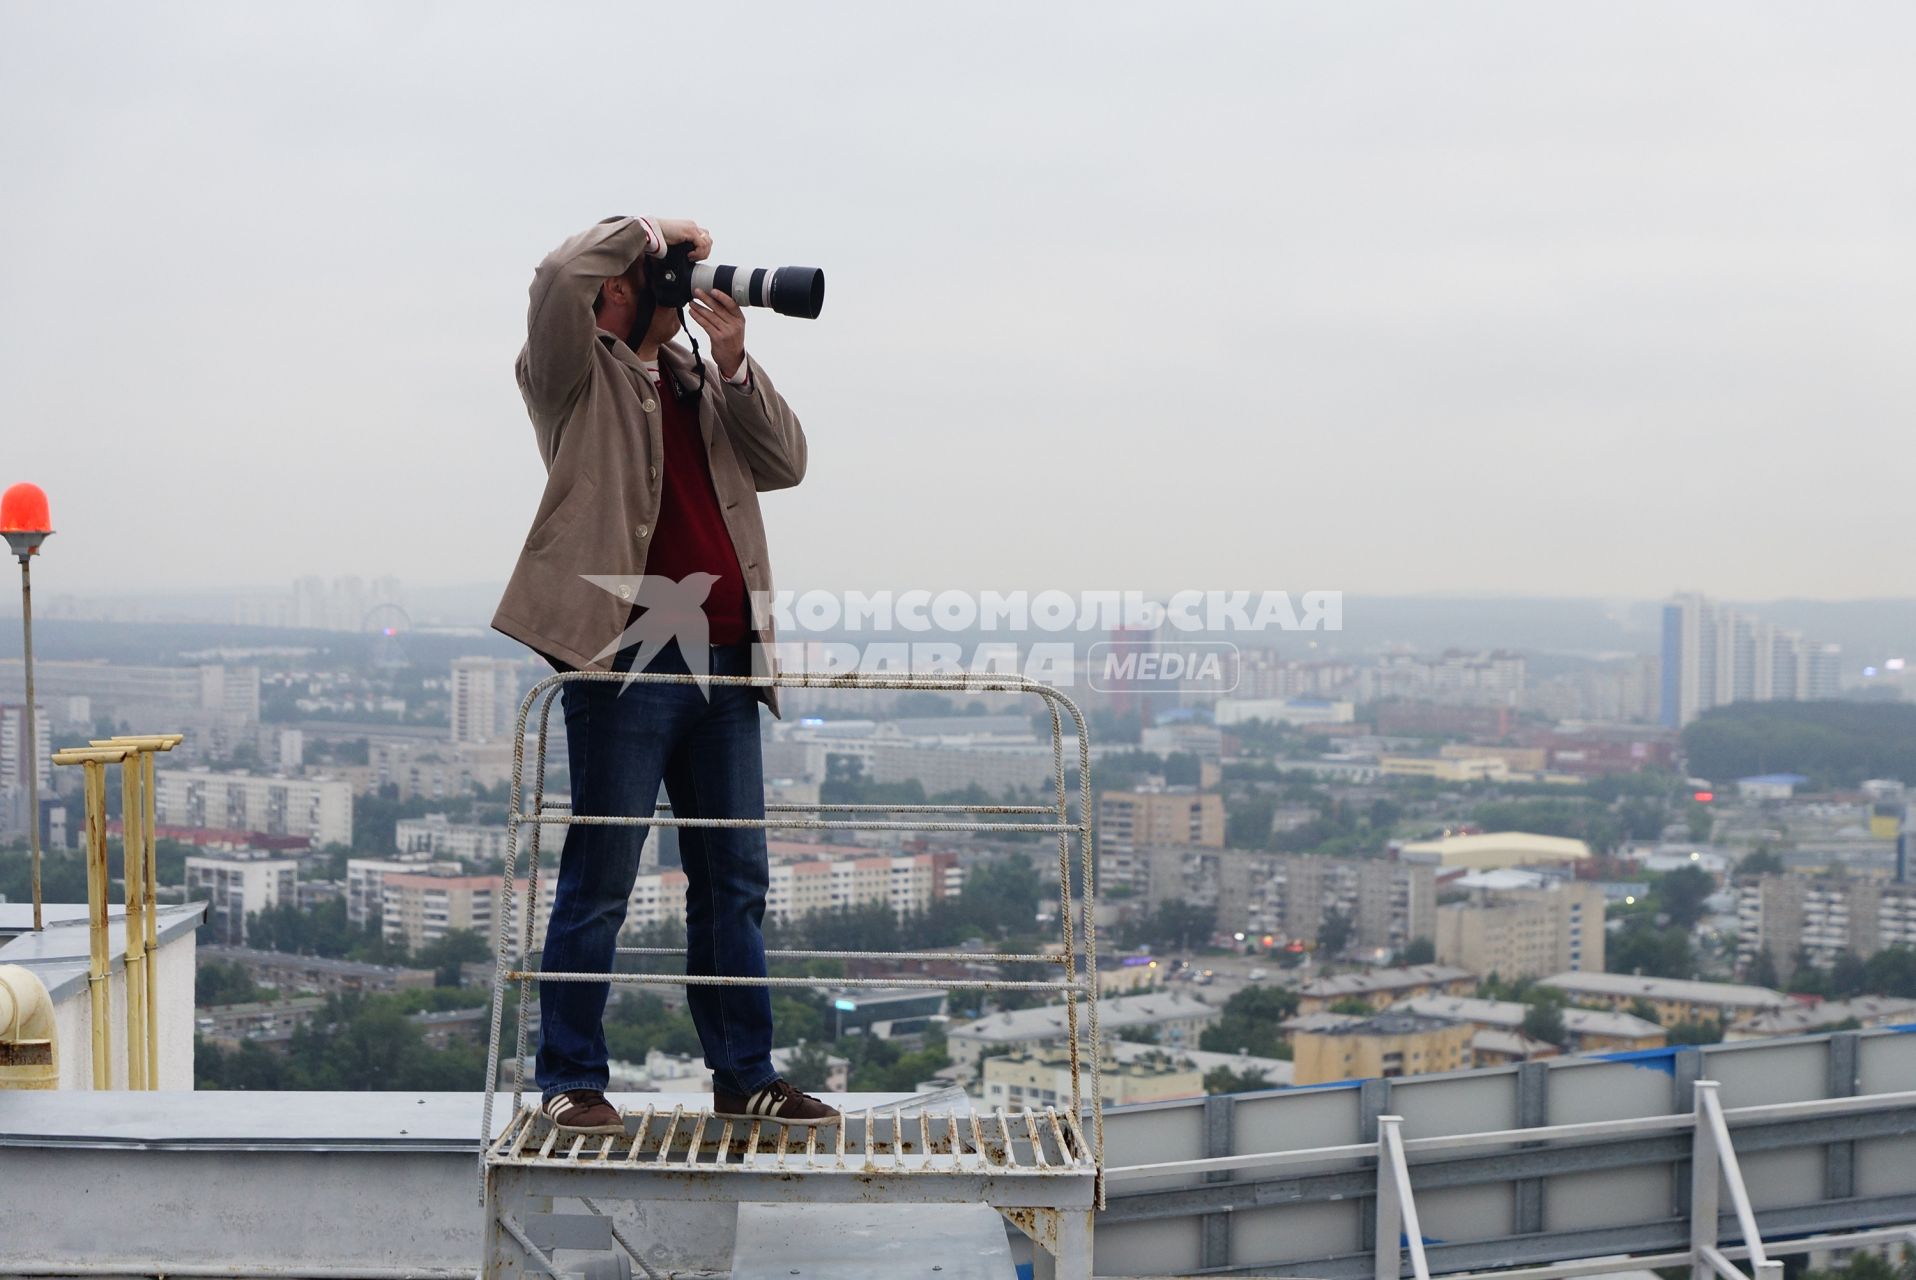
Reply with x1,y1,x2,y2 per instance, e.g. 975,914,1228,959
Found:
477,666,1105,1208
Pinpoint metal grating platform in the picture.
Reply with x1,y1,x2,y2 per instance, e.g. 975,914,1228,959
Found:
490,1101,1095,1180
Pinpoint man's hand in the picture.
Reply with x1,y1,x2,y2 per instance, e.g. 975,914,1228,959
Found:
654,218,711,260
690,288,747,380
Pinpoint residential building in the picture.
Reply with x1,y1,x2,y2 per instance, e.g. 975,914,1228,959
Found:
946,991,1219,1069
1537,972,1788,1026
1291,1012,1474,1085
1212,697,1356,727
1098,789,1225,852
1736,874,1916,977
185,852,299,945
1126,847,1435,953
1659,592,1842,728
0,702,52,841
983,1045,1202,1109
1393,995,1665,1053
1294,965,1474,1014
380,872,503,952
196,997,327,1051
1107,1041,1294,1089
156,769,353,847
345,855,446,926
1724,995,1916,1041
1435,881,1606,978
0,660,260,736
449,657,520,746
197,946,435,995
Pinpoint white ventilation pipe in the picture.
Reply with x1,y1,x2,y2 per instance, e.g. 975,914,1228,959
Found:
0,963,59,1089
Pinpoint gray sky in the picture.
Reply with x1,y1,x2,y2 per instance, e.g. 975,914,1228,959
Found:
1,2,1910,602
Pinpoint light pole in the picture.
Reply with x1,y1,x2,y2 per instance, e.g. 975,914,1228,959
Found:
2,482,53,931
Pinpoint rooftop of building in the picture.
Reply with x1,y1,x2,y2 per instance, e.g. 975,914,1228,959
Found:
1313,1011,1464,1038
1730,995,1916,1037
199,944,432,976
1298,964,1474,998
1538,971,1788,1008
1399,830,1592,864
1394,994,1663,1039
0,902,206,1004
948,991,1216,1042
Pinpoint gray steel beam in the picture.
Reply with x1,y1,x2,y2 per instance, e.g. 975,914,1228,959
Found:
1357,1077,1391,1256
1513,1060,1549,1236
1826,1030,1860,1201
1201,1093,1235,1270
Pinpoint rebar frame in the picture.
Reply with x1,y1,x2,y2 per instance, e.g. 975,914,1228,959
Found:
477,668,1105,1203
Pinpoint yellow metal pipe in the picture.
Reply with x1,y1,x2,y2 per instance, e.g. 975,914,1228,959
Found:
53,747,132,765
118,755,148,1091
141,749,161,1086
82,759,111,1090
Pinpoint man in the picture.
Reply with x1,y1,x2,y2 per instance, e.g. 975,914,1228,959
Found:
492,215,838,1134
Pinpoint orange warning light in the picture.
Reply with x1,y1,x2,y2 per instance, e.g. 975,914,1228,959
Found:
2,483,53,558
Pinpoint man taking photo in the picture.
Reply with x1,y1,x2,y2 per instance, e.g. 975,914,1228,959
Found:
492,214,838,1135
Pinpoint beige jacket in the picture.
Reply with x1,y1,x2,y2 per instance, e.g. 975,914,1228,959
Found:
490,216,808,711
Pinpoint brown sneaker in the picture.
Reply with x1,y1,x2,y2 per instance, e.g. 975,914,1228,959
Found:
714,1079,842,1128
543,1089,624,1135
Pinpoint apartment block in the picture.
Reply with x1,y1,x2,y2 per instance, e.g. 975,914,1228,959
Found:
1291,1012,1474,1085
1134,847,1435,953
982,1045,1201,1109
1537,972,1787,1026
346,855,447,926
380,872,503,952
1435,881,1605,978
1098,789,1225,853
156,769,353,847
1295,965,1475,1014
1736,874,1916,977
185,852,299,945
449,657,521,746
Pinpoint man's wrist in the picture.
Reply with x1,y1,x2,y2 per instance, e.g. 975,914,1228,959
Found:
722,353,750,386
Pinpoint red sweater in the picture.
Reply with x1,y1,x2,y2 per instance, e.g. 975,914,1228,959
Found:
635,368,752,645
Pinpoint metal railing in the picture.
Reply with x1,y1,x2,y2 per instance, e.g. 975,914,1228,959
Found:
1104,1079,1916,1280
477,667,1106,1195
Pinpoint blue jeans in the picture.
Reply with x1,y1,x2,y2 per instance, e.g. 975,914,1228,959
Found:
535,641,775,1100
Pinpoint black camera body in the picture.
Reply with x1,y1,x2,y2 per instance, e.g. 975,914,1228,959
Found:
648,241,825,320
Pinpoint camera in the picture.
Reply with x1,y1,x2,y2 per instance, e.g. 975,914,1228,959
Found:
651,240,825,320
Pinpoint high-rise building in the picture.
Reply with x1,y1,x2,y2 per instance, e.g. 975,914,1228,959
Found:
1660,593,1841,727
1435,881,1605,978
1737,873,1916,977
1132,848,1435,953
0,703,53,841
1098,789,1225,852
380,872,504,951
184,852,300,945
449,657,521,746
155,769,354,847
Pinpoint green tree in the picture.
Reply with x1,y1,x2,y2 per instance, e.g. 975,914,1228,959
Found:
1317,908,1354,958
1666,1017,1724,1045
196,960,268,1007
1656,866,1716,930
1398,937,1436,966
1739,847,1786,876
1607,921,1695,979
1521,998,1566,1047
1203,1065,1273,1094
1198,985,1299,1059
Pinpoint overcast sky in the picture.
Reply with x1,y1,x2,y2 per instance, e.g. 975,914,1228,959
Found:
1,2,1910,604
